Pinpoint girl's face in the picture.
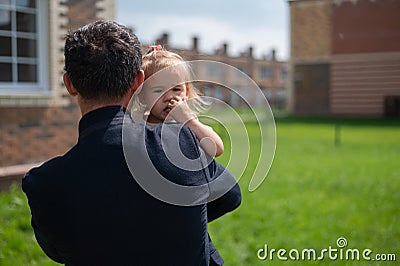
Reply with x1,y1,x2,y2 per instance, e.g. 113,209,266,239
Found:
142,82,188,123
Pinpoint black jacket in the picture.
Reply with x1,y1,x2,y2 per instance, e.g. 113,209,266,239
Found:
22,106,241,266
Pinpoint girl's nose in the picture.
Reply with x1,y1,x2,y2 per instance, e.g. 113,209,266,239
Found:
163,90,174,101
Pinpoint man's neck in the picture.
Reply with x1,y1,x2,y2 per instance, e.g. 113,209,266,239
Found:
78,94,131,116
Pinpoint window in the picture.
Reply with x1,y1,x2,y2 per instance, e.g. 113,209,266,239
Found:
260,66,273,79
281,66,288,80
215,86,224,100
263,88,272,101
206,63,221,77
236,66,248,77
277,87,286,101
0,0,48,94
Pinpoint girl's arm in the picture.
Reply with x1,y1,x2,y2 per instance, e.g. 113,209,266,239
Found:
184,118,224,157
168,97,224,157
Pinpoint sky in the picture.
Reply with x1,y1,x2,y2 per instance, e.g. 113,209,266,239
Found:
116,0,289,61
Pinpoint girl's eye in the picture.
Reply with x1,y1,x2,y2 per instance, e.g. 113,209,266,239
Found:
152,88,163,93
172,87,182,91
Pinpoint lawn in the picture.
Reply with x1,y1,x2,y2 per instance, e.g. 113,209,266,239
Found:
0,117,399,265
210,117,400,265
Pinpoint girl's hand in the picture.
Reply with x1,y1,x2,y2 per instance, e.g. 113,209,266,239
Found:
167,96,196,124
167,96,186,109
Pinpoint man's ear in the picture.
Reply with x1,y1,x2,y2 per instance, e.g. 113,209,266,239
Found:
131,69,145,93
63,73,78,96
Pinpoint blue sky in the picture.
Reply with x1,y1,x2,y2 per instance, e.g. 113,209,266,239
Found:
116,0,289,60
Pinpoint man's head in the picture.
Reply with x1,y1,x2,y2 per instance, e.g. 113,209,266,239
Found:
64,20,142,103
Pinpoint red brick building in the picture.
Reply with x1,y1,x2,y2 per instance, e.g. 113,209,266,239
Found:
288,0,400,117
154,34,288,109
0,0,115,188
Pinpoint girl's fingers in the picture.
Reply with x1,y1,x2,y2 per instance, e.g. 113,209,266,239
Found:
173,96,183,102
169,97,183,107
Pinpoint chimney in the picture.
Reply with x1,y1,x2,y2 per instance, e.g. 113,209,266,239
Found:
192,36,198,51
222,43,228,55
156,32,169,47
271,49,276,61
248,46,253,58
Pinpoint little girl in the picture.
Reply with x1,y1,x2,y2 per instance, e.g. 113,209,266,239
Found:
133,46,224,158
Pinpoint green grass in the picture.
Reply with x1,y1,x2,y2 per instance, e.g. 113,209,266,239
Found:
210,117,400,265
0,185,59,266
0,117,399,265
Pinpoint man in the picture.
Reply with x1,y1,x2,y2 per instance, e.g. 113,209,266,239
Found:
22,20,241,265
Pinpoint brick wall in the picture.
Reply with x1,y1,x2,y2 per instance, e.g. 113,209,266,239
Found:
0,105,80,167
332,0,400,54
290,0,331,60
63,0,101,30
289,0,332,116
330,53,400,117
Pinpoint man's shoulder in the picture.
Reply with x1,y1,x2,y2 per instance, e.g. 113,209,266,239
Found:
22,151,73,193
147,122,194,135
151,123,198,144
146,123,200,159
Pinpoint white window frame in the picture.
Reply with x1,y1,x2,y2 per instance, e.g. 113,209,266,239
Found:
0,0,50,97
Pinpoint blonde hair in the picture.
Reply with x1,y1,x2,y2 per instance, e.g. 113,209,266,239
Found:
140,47,207,114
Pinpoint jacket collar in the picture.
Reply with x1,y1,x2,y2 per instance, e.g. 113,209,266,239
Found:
78,106,127,141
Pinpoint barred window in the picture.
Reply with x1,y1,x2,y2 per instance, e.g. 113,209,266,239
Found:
0,0,48,92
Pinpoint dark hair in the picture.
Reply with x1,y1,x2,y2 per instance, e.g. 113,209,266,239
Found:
64,20,142,101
